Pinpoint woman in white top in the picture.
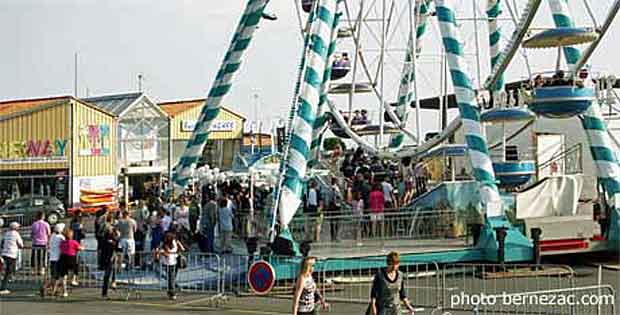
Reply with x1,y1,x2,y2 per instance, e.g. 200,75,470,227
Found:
160,232,185,300
175,199,191,232
41,223,65,297
292,257,328,315
0,222,24,294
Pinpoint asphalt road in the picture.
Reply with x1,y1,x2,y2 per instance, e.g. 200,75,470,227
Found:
6,217,620,314
0,263,617,315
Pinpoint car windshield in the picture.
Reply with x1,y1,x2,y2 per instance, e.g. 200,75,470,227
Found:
7,199,30,209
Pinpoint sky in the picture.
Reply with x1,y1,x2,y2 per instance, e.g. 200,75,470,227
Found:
1,0,620,137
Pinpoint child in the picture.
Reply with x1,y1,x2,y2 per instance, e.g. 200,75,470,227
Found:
59,228,84,297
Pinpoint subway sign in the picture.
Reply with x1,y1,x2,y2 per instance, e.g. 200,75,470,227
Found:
0,139,68,164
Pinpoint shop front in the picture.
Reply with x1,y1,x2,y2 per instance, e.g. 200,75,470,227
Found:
159,99,245,170
84,92,169,201
0,96,117,208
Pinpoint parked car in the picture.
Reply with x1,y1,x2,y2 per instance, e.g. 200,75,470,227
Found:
0,195,65,227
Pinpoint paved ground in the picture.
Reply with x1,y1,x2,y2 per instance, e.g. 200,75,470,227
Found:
6,218,619,314
0,262,617,315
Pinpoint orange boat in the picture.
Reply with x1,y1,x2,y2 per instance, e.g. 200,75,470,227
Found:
80,188,116,195
80,195,115,204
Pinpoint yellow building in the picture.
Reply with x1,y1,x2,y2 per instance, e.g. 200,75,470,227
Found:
0,96,117,207
159,99,245,170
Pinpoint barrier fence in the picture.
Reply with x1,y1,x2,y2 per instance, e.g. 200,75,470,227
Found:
1,247,617,314
288,210,469,245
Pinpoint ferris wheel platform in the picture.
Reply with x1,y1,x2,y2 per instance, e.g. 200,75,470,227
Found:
309,238,472,260
268,233,534,281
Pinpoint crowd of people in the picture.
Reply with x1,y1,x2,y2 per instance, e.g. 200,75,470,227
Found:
0,174,276,300
302,148,430,243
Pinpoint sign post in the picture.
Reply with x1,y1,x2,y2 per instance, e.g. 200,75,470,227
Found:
247,260,276,295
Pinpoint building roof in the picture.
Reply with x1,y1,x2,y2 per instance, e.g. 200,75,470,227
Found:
82,92,143,116
158,98,246,120
0,95,117,120
0,95,71,117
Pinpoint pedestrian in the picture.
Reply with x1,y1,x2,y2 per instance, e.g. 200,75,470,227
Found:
42,223,65,297
159,232,185,300
31,211,51,275
150,210,164,251
292,256,328,315
369,183,385,239
414,163,428,196
161,209,173,233
95,209,108,270
303,181,322,242
70,210,85,243
368,252,415,315
100,224,119,299
199,196,218,253
351,191,364,246
116,210,137,270
175,198,191,236
59,228,84,296
381,178,396,237
328,178,342,241
381,178,395,210
218,197,234,254
188,196,201,236
0,222,24,295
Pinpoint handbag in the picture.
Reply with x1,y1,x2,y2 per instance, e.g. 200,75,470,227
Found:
177,254,188,269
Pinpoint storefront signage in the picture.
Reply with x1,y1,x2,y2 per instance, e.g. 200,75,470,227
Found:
79,124,110,156
181,120,236,132
0,139,68,164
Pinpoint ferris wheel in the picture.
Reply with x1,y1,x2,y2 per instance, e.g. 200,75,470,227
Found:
289,0,545,161
171,0,620,239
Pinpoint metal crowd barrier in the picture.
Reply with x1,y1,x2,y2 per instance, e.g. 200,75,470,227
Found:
0,247,617,315
441,263,577,307
288,210,466,244
0,247,225,303
319,257,442,309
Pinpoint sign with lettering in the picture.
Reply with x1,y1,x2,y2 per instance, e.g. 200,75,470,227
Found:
181,120,236,132
79,124,111,156
0,139,68,164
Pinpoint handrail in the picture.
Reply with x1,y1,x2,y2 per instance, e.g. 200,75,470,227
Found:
484,0,544,90
537,142,583,174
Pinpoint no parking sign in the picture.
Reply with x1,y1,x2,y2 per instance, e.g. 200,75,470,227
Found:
247,260,276,295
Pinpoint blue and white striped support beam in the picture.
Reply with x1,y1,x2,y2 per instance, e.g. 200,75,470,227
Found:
278,0,339,227
487,0,505,95
548,0,581,67
173,0,269,190
389,0,432,149
548,1,620,241
309,11,341,166
435,0,502,216
283,8,317,154
548,0,620,203
416,0,432,51
582,103,620,198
